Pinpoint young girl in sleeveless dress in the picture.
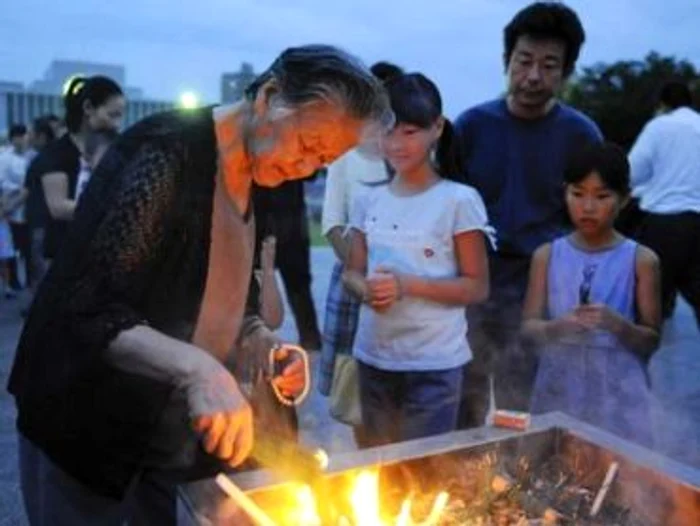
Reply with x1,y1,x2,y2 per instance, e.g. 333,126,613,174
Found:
522,142,661,446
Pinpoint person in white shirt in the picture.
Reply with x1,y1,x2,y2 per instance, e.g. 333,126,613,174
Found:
318,62,403,447
0,124,31,292
629,81,700,328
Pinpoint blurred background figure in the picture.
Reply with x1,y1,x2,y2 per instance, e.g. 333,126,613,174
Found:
253,175,323,351
22,117,58,311
32,75,124,263
628,80,700,329
0,124,32,294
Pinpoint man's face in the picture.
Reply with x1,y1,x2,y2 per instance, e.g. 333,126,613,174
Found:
10,133,28,153
506,35,567,111
250,100,363,187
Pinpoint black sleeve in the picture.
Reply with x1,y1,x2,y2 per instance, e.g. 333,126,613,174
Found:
59,145,182,350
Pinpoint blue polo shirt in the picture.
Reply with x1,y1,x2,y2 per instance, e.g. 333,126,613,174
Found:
454,99,602,295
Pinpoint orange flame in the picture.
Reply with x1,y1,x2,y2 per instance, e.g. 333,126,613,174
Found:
286,469,448,526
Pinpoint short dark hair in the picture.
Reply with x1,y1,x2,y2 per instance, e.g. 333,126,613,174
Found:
245,44,391,126
565,142,630,195
659,80,693,110
32,117,56,143
504,2,585,77
370,62,404,84
9,124,28,139
64,75,123,133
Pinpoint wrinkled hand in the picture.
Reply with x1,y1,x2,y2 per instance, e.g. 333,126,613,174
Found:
260,236,277,273
187,358,254,467
236,326,309,400
575,304,622,332
366,266,401,312
271,345,307,399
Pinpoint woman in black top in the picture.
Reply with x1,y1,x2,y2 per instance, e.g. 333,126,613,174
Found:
39,75,125,259
9,44,391,524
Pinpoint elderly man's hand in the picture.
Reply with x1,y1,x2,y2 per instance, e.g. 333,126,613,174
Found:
186,358,254,467
271,345,307,399
236,326,309,400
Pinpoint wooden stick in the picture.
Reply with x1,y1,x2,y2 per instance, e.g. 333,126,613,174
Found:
419,491,450,526
590,462,619,517
215,473,278,526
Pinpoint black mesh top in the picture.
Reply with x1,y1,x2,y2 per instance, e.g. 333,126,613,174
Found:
7,107,262,498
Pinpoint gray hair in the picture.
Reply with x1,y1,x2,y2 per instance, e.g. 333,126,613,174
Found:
246,44,393,129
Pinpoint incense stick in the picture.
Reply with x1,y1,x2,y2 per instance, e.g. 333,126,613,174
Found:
215,473,278,526
590,462,619,517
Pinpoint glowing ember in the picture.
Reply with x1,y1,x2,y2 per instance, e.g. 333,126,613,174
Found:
314,449,330,471
283,469,449,526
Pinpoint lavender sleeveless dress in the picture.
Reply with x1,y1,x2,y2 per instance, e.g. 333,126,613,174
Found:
531,236,653,446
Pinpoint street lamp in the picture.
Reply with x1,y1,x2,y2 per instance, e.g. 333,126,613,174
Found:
179,91,200,109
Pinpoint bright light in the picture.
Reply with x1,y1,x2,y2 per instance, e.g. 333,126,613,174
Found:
179,91,200,109
62,74,85,96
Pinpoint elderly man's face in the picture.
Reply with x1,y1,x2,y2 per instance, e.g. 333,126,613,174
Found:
250,100,364,187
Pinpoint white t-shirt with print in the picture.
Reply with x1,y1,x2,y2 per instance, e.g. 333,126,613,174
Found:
351,179,494,372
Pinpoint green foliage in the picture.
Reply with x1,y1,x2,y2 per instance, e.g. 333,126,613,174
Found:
563,52,700,150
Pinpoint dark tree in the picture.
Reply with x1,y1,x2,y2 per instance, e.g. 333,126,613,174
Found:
564,52,700,150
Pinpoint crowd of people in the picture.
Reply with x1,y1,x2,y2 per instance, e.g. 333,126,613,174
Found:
1,1,699,524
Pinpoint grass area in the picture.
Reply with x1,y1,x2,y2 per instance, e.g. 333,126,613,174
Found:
309,220,328,247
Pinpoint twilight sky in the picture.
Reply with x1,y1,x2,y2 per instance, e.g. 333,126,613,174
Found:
1,0,698,116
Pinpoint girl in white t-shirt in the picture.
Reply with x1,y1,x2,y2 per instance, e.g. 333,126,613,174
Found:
344,73,494,446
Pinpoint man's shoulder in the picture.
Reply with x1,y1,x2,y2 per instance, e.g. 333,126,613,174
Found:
556,103,601,136
651,107,700,130
455,99,508,127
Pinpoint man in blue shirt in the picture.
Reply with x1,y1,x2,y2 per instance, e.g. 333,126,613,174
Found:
454,1,602,428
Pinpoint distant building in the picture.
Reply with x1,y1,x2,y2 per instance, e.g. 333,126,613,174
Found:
29,59,144,100
30,60,126,95
0,59,174,136
0,80,24,94
1,90,174,137
221,62,257,103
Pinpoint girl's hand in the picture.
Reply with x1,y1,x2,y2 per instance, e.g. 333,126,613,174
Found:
575,304,623,333
549,312,589,340
366,267,401,312
261,236,276,273
341,270,369,302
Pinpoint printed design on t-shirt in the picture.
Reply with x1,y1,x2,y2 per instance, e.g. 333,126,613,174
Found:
424,248,435,258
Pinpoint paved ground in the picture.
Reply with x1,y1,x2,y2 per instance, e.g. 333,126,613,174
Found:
1,247,698,524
